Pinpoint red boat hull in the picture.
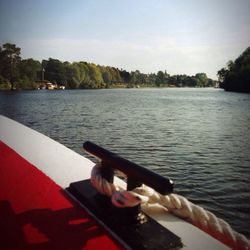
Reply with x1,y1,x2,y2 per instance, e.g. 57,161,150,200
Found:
0,141,121,249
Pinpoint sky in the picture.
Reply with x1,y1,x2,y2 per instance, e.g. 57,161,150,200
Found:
0,0,250,79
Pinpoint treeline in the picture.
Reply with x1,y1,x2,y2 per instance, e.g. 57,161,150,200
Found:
217,47,250,93
0,43,215,90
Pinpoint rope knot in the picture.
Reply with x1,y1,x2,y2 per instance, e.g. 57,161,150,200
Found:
90,163,250,250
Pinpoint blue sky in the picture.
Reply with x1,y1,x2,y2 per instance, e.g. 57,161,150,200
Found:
0,0,250,79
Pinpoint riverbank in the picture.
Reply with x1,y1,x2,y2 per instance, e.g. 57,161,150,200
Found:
0,83,216,91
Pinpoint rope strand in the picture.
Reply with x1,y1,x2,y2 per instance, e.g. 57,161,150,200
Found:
90,163,250,250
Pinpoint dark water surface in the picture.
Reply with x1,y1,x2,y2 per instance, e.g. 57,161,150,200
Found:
1,88,249,238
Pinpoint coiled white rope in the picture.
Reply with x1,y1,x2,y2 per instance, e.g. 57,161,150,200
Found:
91,163,250,250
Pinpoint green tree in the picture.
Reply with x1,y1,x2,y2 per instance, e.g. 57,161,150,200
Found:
129,70,141,87
18,58,41,89
148,73,157,85
108,67,122,84
217,68,228,84
120,69,131,84
217,47,250,93
63,61,73,88
88,64,104,88
44,58,67,85
102,70,112,85
184,76,197,87
156,71,165,86
69,62,88,88
0,43,21,90
195,73,209,87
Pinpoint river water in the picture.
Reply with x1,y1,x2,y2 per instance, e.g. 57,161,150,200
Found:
0,88,249,238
